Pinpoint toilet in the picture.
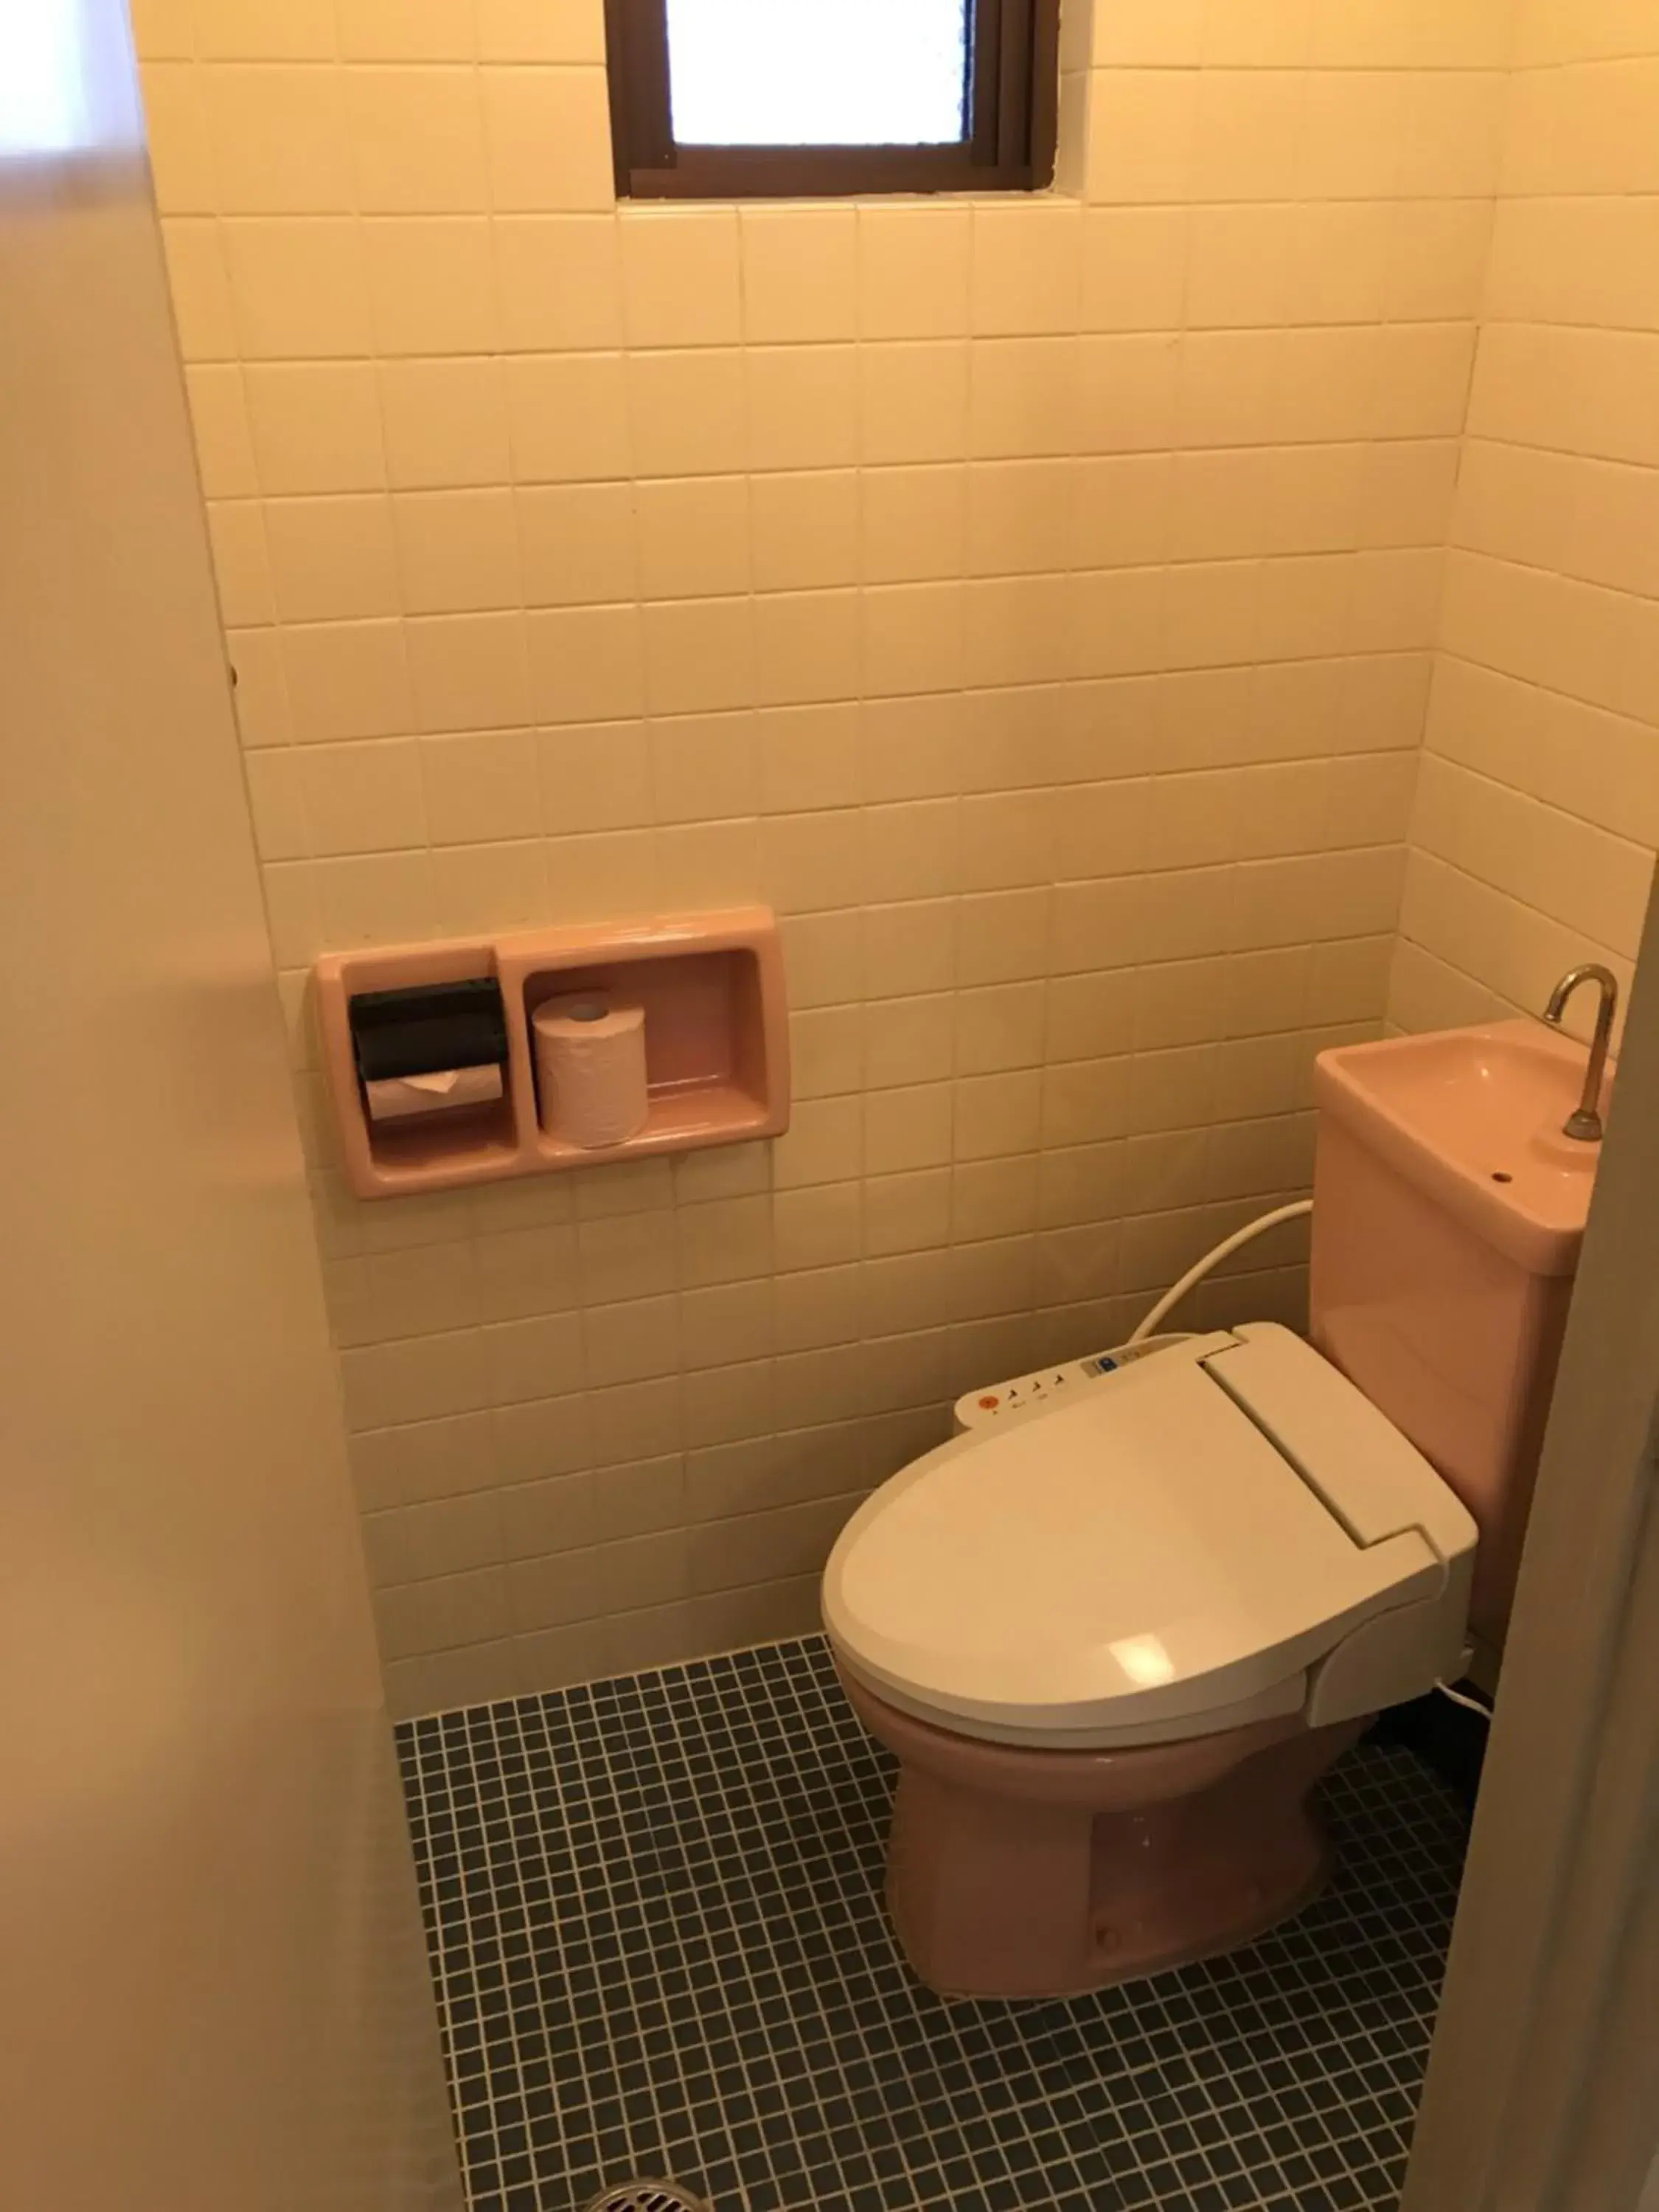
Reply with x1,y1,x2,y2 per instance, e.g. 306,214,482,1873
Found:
822,1050,1559,2000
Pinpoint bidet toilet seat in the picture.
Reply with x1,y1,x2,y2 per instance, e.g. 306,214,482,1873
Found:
824,1324,1478,1751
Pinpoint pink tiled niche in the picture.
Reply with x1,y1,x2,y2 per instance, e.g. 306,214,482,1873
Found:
316,907,790,1194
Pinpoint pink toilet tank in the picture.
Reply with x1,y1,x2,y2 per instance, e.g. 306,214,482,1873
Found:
1308,1109,1573,1649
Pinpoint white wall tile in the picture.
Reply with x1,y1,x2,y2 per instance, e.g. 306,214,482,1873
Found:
379,358,510,490
507,354,632,480
338,0,478,60
495,217,625,350
518,484,638,605
347,66,488,212
481,66,615,211
364,216,499,352
393,489,522,615
220,218,374,359
201,63,355,213
858,206,973,339
748,347,860,472
264,495,400,622
741,208,859,344
406,610,532,733
622,209,742,349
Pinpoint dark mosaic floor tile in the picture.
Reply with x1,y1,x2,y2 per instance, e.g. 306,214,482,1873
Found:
399,1636,1467,2212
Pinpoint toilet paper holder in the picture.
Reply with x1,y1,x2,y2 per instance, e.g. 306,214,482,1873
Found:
314,909,790,1199
345,978,510,1127
348,977,508,1084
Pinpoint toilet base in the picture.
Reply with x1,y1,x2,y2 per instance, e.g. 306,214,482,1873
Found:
838,1666,1365,2000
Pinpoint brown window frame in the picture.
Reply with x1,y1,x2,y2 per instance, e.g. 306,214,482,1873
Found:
602,0,1060,201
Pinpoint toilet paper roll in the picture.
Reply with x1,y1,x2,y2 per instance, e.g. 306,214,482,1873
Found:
364,1064,503,1122
533,992,649,1150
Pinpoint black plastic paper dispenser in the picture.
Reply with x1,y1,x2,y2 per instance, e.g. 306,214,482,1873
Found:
348,978,509,1084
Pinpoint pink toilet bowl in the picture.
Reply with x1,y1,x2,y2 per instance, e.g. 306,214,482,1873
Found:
838,1663,1363,2000
822,1326,1477,2003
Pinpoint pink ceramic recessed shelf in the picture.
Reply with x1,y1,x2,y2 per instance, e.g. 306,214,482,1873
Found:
315,908,790,1199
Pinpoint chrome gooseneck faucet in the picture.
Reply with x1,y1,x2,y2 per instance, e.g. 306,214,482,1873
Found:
1541,963,1618,1141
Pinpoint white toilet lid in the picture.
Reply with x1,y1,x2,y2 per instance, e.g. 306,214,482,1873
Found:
824,1326,1473,1744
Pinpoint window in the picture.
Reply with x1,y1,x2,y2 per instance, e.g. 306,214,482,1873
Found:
1,0,145,159
602,0,1059,200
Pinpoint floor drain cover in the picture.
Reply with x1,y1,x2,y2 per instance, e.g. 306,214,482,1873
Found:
585,2183,710,2212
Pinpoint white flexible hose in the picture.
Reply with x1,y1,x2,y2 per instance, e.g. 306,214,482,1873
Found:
1434,1679,1494,1719
1127,1199,1315,1344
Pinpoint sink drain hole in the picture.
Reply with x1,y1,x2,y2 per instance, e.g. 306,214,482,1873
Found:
1491,1171,1513,1183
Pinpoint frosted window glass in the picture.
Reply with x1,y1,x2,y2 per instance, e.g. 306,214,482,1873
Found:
666,0,970,147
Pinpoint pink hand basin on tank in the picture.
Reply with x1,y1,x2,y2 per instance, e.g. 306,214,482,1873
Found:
1314,1020,1607,1279
1310,1018,1610,1646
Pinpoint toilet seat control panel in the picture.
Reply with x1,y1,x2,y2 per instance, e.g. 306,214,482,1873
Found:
952,1337,1186,1434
